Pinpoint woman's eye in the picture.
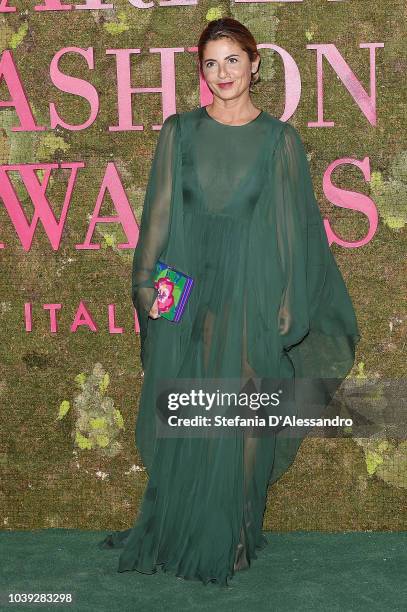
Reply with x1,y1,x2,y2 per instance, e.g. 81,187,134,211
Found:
205,58,238,68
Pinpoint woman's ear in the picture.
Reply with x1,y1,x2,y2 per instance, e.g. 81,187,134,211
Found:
251,52,261,76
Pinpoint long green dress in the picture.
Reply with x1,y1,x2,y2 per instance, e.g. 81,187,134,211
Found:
98,106,360,586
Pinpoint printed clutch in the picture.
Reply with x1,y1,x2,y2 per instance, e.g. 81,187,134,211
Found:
153,260,194,323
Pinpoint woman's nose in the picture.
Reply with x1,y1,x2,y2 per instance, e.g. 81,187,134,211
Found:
217,65,230,79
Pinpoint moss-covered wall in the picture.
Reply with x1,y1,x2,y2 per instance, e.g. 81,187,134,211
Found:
0,1,406,531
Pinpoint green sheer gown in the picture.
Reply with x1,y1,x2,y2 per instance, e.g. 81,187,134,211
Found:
98,106,360,586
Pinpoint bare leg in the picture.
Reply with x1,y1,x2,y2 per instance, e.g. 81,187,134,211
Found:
203,299,263,573
234,298,261,571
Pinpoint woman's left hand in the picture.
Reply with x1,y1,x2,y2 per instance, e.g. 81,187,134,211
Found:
278,306,291,335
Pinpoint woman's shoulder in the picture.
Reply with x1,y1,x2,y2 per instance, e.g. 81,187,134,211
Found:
261,110,283,126
261,114,305,152
261,112,301,137
261,111,287,136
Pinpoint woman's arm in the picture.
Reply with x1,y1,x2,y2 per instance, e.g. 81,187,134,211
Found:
131,113,179,367
274,121,360,375
274,122,311,343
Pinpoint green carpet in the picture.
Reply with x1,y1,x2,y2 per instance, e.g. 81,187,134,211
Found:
0,531,406,611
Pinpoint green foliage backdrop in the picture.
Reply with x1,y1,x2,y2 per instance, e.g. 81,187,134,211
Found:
0,1,406,531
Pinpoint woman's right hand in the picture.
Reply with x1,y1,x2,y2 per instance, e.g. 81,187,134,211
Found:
148,297,161,319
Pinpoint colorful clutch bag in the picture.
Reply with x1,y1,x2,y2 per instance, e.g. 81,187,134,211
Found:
153,260,194,323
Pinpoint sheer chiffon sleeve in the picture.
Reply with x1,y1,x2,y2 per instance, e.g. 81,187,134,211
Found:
273,122,360,380
131,113,179,369
252,121,362,486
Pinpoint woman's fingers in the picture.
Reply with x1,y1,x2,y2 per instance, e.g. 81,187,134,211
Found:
148,297,161,319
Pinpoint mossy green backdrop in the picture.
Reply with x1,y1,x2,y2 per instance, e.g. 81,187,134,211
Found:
0,1,406,532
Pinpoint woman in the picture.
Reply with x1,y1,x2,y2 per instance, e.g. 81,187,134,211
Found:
98,18,360,586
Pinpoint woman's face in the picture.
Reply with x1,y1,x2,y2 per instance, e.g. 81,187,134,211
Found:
201,37,259,101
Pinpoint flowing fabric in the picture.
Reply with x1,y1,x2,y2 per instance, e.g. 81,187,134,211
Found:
98,107,360,586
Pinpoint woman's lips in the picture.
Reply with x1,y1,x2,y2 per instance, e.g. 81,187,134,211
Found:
218,82,234,89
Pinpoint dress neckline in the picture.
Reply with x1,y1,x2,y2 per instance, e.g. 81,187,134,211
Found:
202,106,263,127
